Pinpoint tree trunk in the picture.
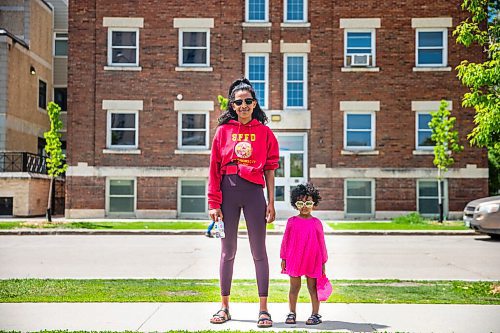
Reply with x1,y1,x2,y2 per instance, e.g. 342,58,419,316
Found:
438,169,443,223
46,176,53,222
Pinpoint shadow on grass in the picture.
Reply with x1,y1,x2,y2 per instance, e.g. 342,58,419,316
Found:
68,222,113,229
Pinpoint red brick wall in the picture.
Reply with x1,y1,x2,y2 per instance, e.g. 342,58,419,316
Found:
67,0,488,215
137,177,177,210
66,176,105,210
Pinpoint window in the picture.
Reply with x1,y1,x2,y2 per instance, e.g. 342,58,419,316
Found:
107,111,138,148
38,80,47,109
246,0,268,22
178,112,209,149
54,88,67,112
285,0,306,22
108,179,135,213
107,28,139,66
417,180,446,216
345,180,374,215
416,112,434,149
345,30,375,67
416,29,447,67
54,32,68,56
180,179,207,214
246,54,268,109
179,30,209,66
344,113,374,150
284,54,307,109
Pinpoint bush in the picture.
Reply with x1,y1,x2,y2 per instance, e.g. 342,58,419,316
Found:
392,212,430,225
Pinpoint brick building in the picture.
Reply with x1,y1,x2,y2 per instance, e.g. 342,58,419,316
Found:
0,0,55,216
66,0,488,219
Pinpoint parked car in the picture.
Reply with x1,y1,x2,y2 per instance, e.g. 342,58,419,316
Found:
463,196,500,239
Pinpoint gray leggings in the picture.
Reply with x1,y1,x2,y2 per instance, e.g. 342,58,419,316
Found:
219,174,269,297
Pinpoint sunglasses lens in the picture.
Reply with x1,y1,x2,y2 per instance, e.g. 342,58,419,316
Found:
295,201,304,208
244,98,254,105
305,201,314,207
233,100,243,106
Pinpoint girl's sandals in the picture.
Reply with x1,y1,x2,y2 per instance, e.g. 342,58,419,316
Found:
257,310,273,328
306,313,322,325
210,308,231,324
285,312,296,325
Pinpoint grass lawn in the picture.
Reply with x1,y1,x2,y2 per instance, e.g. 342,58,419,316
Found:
327,221,468,230
0,221,274,230
0,279,498,305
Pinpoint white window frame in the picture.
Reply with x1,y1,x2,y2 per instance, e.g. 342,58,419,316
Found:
178,178,208,217
245,53,269,110
283,53,308,110
177,111,209,150
344,112,375,150
415,111,434,150
246,0,269,22
344,29,376,67
415,28,447,67
344,179,375,217
417,179,448,217
107,27,140,67
284,0,308,23
179,28,210,67
106,110,139,149
53,31,68,57
106,177,137,215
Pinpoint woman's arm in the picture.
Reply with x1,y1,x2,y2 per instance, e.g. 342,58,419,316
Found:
264,169,275,223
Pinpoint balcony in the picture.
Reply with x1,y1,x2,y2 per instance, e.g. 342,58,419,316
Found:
0,152,47,174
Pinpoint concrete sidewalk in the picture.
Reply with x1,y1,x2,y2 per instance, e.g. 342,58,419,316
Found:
1,302,499,332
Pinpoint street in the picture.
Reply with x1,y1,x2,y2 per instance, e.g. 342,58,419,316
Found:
1,234,499,280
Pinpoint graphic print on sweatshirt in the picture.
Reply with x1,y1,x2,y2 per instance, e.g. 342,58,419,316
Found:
232,133,256,165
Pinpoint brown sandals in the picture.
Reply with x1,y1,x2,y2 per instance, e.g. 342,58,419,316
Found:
210,308,231,324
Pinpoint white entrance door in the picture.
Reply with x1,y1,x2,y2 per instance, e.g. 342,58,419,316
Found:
274,134,307,211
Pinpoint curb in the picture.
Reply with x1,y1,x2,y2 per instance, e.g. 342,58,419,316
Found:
0,229,478,236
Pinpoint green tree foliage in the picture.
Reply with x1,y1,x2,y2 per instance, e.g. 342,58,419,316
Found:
453,0,500,153
217,95,228,111
44,102,67,177
429,101,465,174
429,100,464,221
44,102,68,221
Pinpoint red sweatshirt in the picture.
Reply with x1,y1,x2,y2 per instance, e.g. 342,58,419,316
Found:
208,119,280,209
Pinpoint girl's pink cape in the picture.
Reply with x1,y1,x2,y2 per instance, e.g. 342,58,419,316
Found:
317,275,333,301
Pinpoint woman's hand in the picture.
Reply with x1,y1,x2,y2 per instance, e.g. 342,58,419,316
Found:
209,208,223,222
266,203,275,223
281,259,286,272
322,264,326,276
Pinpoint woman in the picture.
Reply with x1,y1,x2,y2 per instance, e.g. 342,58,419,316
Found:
208,78,279,328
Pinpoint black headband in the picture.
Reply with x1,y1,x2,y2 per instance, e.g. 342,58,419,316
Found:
230,82,253,96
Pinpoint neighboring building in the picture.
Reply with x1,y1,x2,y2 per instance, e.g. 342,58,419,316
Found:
0,0,55,216
66,0,488,219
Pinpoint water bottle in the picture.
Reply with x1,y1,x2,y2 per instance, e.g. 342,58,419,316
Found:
213,217,225,239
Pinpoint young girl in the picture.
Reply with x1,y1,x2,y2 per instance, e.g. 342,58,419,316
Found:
280,183,328,325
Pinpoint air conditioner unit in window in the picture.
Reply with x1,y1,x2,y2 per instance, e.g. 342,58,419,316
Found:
349,54,370,67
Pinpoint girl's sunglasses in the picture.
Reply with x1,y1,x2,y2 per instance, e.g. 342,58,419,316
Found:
295,201,314,208
233,98,255,106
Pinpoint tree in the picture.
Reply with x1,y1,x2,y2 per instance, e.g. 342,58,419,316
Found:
217,95,228,111
44,101,68,222
429,100,464,222
454,0,500,181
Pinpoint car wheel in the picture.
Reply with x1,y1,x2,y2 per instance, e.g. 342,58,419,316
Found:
487,234,500,240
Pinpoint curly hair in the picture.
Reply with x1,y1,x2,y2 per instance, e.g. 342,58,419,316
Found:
290,183,322,209
217,77,268,126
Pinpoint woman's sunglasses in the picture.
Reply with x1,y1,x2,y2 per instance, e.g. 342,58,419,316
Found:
233,98,255,106
295,201,315,209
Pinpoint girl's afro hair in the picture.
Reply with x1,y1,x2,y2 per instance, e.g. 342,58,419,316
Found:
290,183,321,208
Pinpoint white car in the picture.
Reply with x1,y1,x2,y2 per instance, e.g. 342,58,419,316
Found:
463,196,500,239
